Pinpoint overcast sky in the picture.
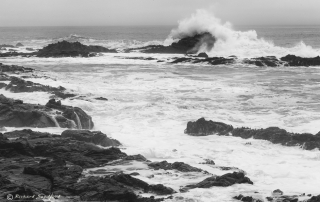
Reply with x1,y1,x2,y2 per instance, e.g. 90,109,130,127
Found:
0,0,319,26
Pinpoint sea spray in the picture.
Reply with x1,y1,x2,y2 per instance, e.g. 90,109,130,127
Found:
165,9,320,58
74,112,83,129
49,115,60,128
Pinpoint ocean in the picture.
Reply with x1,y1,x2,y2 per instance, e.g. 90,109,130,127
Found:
1,23,320,202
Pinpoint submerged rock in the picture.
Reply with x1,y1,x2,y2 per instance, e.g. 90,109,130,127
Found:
36,40,117,57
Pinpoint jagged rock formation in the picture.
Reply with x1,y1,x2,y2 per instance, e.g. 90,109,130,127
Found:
126,32,216,54
0,130,175,201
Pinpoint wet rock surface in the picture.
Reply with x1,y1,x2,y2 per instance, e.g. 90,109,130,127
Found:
0,129,175,201
185,118,320,150
0,95,93,129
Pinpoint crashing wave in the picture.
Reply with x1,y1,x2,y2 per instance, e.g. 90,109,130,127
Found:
164,9,320,58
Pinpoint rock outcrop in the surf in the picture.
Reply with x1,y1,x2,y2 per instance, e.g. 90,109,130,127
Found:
61,130,121,147
185,117,233,136
233,195,263,202
16,43,24,47
0,129,175,201
148,161,204,173
1,76,65,93
0,63,33,72
0,95,93,129
243,56,286,67
280,54,320,66
180,172,253,192
36,40,117,57
127,32,216,54
170,56,235,65
185,118,320,150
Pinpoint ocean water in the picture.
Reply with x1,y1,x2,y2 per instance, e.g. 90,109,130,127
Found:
1,19,320,202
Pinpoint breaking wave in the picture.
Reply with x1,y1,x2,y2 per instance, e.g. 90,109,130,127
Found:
165,9,320,58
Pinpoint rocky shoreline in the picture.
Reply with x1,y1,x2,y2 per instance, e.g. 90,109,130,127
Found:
1,33,320,67
1,62,320,202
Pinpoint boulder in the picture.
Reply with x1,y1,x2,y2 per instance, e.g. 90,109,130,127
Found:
16,43,24,47
61,130,121,147
184,118,233,136
197,52,209,58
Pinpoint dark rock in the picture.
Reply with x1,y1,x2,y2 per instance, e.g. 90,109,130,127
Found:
182,172,253,191
127,32,215,54
272,189,284,196
26,48,34,51
0,44,15,48
197,52,208,58
281,55,320,66
52,91,77,99
95,97,108,101
233,194,263,202
243,56,285,67
5,76,65,93
0,63,33,72
148,161,203,172
36,41,117,57
125,154,148,162
184,118,233,136
0,95,93,129
308,195,320,202
16,43,24,47
61,130,121,147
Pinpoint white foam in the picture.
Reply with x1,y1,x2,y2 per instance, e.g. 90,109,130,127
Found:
166,9,320,58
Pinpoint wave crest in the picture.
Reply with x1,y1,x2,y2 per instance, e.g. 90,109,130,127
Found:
165,9,320,58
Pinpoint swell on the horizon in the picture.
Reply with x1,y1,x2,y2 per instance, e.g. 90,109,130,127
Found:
165,9,320,58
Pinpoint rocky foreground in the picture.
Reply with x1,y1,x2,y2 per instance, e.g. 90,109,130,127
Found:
1,62,320,201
